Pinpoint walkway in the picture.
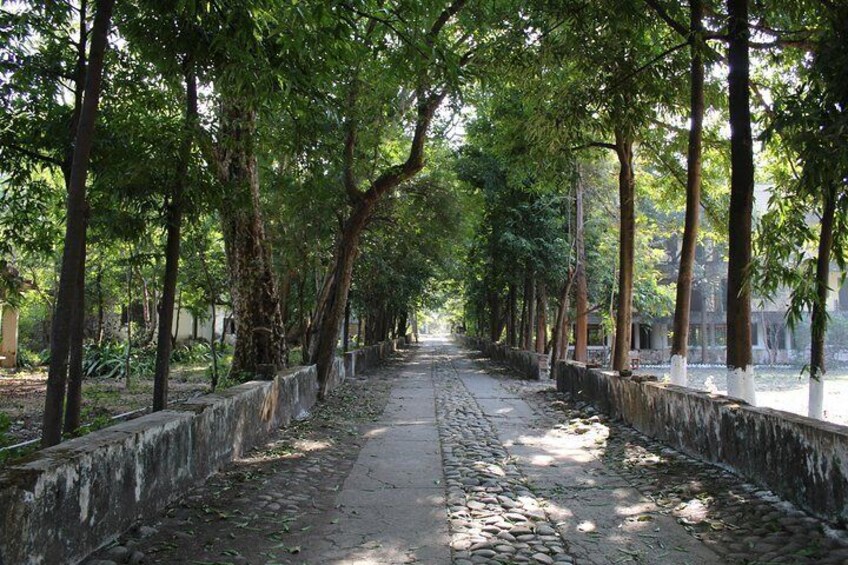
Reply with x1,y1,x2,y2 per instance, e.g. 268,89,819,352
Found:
87,337,848,565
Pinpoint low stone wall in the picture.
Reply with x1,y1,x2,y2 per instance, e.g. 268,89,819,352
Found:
457,335,546,380
345,335,410,378
0,366,320,565
0,335,413,565
554,360,848,523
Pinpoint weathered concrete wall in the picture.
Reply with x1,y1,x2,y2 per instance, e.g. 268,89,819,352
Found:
345,336,410,378
457,335,546,380
553,360,848,523
0,365,319,565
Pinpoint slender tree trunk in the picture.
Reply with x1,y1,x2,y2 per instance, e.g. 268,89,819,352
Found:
125,257,133,388
488,289,501,342
153,65,197,411
810,184,836,419
41,0,114,447
535,282,547,353
506,283,517,346
526,276,536,351
172,290,182,347
574,173,589,362
671,0,705,386
726,0,756,403
357,315,363,347
217,97,286,378
612,129,635,372
210,302,219,390
63,225,87,436
309,201,374,395
96,265,104,345
549,272,575,376
343,299,351,353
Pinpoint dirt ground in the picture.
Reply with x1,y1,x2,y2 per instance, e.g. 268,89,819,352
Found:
0,364,213,448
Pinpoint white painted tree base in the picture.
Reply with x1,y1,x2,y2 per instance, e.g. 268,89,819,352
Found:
727,366,756,405
809,372,824,419
670,354,687,386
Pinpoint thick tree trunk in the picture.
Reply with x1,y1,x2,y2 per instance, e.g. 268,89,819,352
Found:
535,282,547,353
612,130,635,372
810,184,835,419
726,0,756,403
217,98,286,378
41,0,114,448
153,65,197,411
488,289,501,342
574,173,589,362
671,0,705,386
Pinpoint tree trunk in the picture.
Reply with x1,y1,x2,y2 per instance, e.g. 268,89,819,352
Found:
535,282,547,353
507,282,517,347
670,0,705,386
125,258,133,388
309,201,374,395
172,290,182,347
488,289,501,342
41,0,114,447
217,97,286,379
612,129,635,372
210,302,219,390
809,184,835,419
574,172,589,362
343,299,351,353
726,0,756,403
96,265,104,345
526,276,536,351
63,225,87,436
549,273,575,377
153,65,197,411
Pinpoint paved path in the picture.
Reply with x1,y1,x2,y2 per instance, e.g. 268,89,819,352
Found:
88,337,848,565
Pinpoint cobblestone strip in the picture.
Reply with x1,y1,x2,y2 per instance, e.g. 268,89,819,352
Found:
501,377,848,565
432,349,576,565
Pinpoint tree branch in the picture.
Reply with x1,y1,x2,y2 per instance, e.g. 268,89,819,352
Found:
1,142,64,167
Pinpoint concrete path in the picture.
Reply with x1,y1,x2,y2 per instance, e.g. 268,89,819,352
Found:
87,336,848,565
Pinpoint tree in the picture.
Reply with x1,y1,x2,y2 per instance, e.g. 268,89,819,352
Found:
42,0,115,447
725,0,756,403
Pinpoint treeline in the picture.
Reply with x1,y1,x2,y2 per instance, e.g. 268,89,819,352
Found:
0,0,845,449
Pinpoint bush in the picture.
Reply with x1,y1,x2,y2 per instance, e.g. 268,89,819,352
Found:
170,341,212,364
82,341,155,380
15,348,48,370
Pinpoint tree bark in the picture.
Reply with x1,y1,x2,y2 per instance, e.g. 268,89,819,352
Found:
670,0,705,386
41,0,114,447
612,129,635,372
506,282,517,347
216,98,286,379
153,64,197,411
549,272,575,377
63,224,86,436
343,299,351,353
574,172,589,362
809,184,835,419
535,281,547,353
726,0,756,403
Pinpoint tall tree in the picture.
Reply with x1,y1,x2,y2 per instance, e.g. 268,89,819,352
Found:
725,0,756,403
42,0,115,447
670,0,706,386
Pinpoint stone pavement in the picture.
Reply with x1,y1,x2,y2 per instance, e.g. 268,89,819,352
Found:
87,336,848,565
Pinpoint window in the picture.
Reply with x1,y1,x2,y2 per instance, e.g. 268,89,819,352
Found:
751,322,759,347
688,325,702,347
588,324,604,346
640,325,653,349
714,325,726,346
